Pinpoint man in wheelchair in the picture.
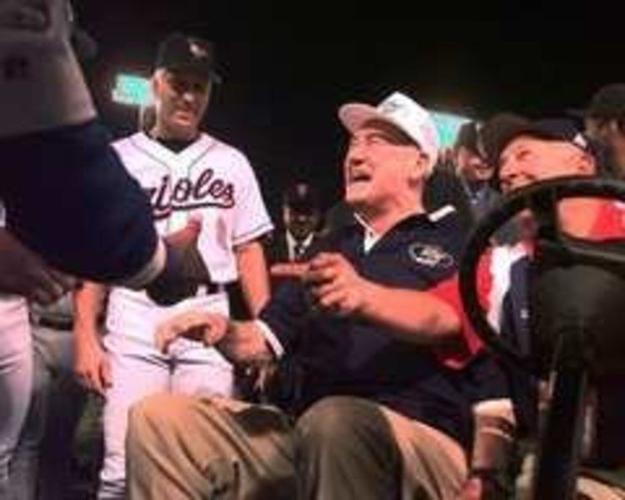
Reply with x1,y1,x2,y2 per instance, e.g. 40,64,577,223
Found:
123,92,493,500
460,115,625,499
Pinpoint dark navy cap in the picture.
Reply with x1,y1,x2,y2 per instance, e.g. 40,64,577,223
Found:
283,182,319,214
484,115,594,167
155,33,221,83
454,121,481,156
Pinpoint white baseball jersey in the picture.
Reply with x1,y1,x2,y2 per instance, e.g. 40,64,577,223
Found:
105,132,273,341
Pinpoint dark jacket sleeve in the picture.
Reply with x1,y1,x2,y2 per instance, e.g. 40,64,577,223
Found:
259,278,309,354
0,120,158,283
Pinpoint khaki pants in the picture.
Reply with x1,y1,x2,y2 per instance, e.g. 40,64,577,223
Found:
578,476,625,500
126,394,467,500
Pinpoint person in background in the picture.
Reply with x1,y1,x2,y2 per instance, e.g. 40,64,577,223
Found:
583,83,625,180
265,181,322,265
454,121,499,220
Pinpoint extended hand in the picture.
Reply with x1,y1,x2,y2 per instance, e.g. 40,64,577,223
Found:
164,217,211,282
147,218,212,305
155,310,229,353
272,252,369,316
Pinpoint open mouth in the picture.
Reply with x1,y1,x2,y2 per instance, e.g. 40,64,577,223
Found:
348,171,372,185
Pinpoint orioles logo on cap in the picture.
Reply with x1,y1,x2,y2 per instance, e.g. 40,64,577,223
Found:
189,42,208,59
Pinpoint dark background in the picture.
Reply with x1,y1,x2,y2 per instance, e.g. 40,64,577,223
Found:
74,2,625,216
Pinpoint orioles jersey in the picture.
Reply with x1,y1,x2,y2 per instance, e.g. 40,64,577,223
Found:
105,132,273,341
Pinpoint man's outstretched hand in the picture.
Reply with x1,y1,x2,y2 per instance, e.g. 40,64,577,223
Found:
146,218,212,306
271,252,370,316
164,217,211,282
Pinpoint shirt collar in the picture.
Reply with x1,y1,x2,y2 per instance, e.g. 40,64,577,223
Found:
353,206,456,254
286,231,315,258
353,213,381,254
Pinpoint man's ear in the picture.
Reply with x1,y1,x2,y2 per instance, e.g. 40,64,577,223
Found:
411,153,430,183
150,71,162,101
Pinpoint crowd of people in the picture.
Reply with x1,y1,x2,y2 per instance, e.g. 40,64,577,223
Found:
1,1,625,499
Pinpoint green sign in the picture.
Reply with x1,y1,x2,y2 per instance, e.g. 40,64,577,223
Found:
112,74,151,107
430,111,471,148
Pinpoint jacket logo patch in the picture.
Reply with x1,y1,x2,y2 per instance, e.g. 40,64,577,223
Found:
408,243,454,269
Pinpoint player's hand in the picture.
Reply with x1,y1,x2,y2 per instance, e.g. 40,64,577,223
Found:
271,253,369,316
155,310,229,354
0,229,76,305
163,217,211,283
165,216,202,246
73,331,111,397
147,218,212,306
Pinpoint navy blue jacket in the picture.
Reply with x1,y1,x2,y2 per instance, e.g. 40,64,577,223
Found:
0,120,157,283
261,210,475,449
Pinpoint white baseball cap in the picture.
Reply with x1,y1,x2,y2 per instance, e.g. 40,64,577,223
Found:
339,92,440,171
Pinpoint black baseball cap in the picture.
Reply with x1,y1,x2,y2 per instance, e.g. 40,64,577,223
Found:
454,121,481,155
155,33,222,83
483,115,595,168
283,182,319,215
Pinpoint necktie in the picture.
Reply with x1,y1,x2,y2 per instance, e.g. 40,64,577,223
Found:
294,242,305,261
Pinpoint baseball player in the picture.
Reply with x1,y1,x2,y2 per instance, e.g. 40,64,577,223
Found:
0,0,214,306
73,33,273,499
